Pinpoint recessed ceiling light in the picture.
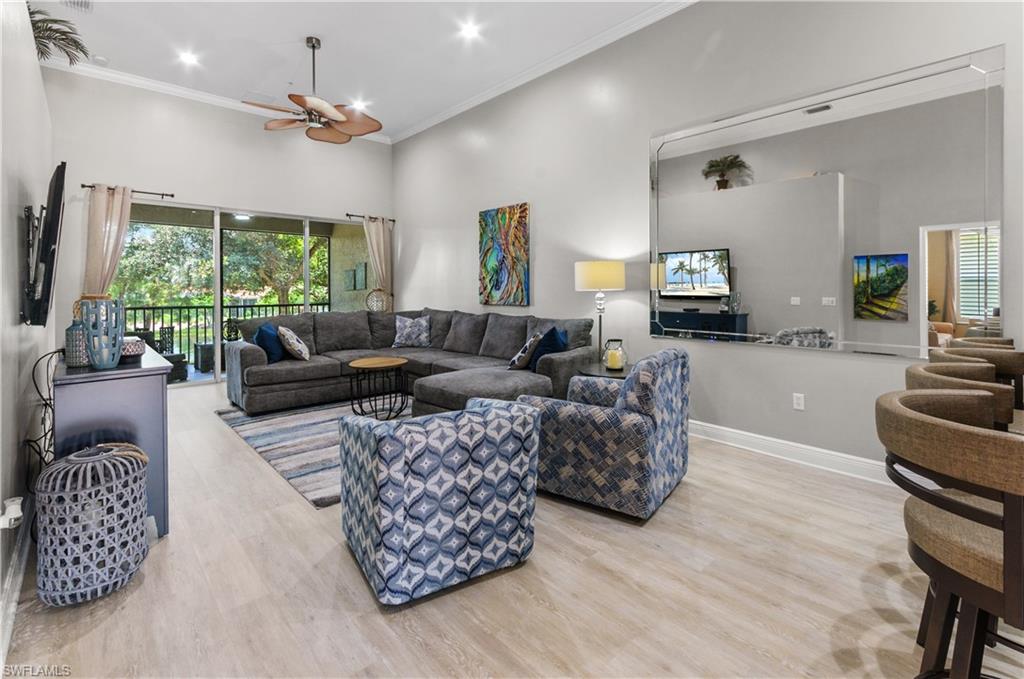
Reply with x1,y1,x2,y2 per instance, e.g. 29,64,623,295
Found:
351,99,369,112
90,54,109,67
233,214,251,221
178,51,199,67
458,20,481,41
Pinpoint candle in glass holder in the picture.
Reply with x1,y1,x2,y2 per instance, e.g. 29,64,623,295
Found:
605,348,624,370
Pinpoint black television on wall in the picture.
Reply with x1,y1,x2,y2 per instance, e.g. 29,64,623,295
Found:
22,161,66,326
658,248,731,299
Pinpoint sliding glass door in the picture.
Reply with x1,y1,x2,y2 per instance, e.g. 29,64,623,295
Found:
110,204,216,382
113,202,371,385
316,220,377,312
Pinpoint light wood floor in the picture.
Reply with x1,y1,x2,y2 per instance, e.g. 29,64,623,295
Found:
8,383,1023,678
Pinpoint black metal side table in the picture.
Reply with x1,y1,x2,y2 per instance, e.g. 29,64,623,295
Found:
578,362,634,379
349,357,409,420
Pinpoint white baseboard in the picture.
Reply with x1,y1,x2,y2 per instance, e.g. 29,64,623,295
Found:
1,497,34,667
690,420,887,485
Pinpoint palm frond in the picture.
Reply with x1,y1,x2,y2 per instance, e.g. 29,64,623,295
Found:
28,3,89,65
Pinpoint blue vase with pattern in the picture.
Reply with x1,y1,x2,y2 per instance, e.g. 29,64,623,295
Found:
79,297,124,370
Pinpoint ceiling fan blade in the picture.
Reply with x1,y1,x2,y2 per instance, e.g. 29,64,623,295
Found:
330,108,383,136
242,100,303,114
265,118,307,131
289,94,346,122
306,126,352,144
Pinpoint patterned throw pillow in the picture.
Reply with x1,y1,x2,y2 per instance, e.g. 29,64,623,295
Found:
277,326,310,361
393,315,431,348
508,333,543,370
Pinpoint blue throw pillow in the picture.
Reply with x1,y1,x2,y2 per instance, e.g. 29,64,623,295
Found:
253,322,285,364
529,327,569,372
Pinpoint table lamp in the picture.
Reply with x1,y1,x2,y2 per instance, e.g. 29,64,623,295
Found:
574,260,626,350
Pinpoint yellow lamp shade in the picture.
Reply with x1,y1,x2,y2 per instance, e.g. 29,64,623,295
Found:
574,261,626,291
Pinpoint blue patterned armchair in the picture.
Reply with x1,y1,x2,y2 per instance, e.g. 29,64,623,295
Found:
338,398,540,605
518,348,689,519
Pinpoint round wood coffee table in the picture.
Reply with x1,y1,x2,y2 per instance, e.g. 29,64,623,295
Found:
348,357,409,420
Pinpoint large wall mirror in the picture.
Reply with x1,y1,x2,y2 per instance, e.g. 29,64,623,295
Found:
650,47,1004,358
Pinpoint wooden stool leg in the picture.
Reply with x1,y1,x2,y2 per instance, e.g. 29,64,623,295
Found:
950,603,990,679
984,616,998,649
920,585,958,674
917,582,935,647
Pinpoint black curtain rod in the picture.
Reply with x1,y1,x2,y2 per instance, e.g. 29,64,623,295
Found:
345,212,394,222
81,184,175,199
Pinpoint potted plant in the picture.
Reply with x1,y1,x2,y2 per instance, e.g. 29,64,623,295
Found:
702,154,751,190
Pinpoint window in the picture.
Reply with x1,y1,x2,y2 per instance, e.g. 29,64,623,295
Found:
958,226,999,320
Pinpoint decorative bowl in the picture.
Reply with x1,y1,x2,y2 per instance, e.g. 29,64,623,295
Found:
119,336,147,365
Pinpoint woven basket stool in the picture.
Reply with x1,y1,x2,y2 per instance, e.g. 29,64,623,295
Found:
35,443,150,607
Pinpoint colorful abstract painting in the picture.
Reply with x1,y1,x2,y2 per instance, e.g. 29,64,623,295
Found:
479,202,530,306
854,253,909,321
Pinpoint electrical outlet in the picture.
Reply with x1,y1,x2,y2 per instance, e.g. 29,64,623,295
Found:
792,393,805,411
822,297,837,306
790,297,801,306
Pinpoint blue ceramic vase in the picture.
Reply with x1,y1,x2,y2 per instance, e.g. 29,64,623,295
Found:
79,297,124,370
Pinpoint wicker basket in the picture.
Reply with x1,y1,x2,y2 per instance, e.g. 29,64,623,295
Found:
35,443,149,607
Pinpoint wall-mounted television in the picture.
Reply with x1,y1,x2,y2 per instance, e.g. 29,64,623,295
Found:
22,161,66,326
659,248,731,299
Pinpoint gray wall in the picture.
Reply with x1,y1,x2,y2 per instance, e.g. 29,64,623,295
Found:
659,88,1001,348
0,0,54,650
41,69,394,335
393,1,1024,460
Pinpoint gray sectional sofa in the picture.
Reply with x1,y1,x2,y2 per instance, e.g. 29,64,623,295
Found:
225,308,596,415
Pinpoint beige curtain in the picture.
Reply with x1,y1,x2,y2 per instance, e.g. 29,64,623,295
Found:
83,185,133,295
942,229,959,324
363,215,394,304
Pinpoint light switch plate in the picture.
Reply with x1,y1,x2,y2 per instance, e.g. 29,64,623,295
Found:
792,393,805,411
822,297,837,306
790,297,801,306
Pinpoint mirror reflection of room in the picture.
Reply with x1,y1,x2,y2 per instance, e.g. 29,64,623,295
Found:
924,224,1001,348
651,47,1004,356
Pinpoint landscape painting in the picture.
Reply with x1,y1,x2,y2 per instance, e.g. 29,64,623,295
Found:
854,253,909,321
479,202,530,306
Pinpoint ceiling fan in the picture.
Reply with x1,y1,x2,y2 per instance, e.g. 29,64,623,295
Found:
242,36,382,144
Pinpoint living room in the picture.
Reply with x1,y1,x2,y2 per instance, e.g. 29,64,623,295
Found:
1,1,1023,677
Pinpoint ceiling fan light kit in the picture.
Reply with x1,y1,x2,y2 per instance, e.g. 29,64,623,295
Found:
242,36,382,145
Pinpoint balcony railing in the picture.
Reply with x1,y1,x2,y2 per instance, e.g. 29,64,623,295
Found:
124,302,330,360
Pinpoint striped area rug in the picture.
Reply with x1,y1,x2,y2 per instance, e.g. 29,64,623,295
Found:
216,401,409,508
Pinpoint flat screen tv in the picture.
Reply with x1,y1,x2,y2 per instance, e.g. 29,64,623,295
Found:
23,161,66,326
659,248,731,299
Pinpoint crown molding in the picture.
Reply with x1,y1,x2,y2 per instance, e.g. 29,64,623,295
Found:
389,1,694,143
40,61,392,144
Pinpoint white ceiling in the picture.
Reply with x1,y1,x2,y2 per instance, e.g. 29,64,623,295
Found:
38,1,686,142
